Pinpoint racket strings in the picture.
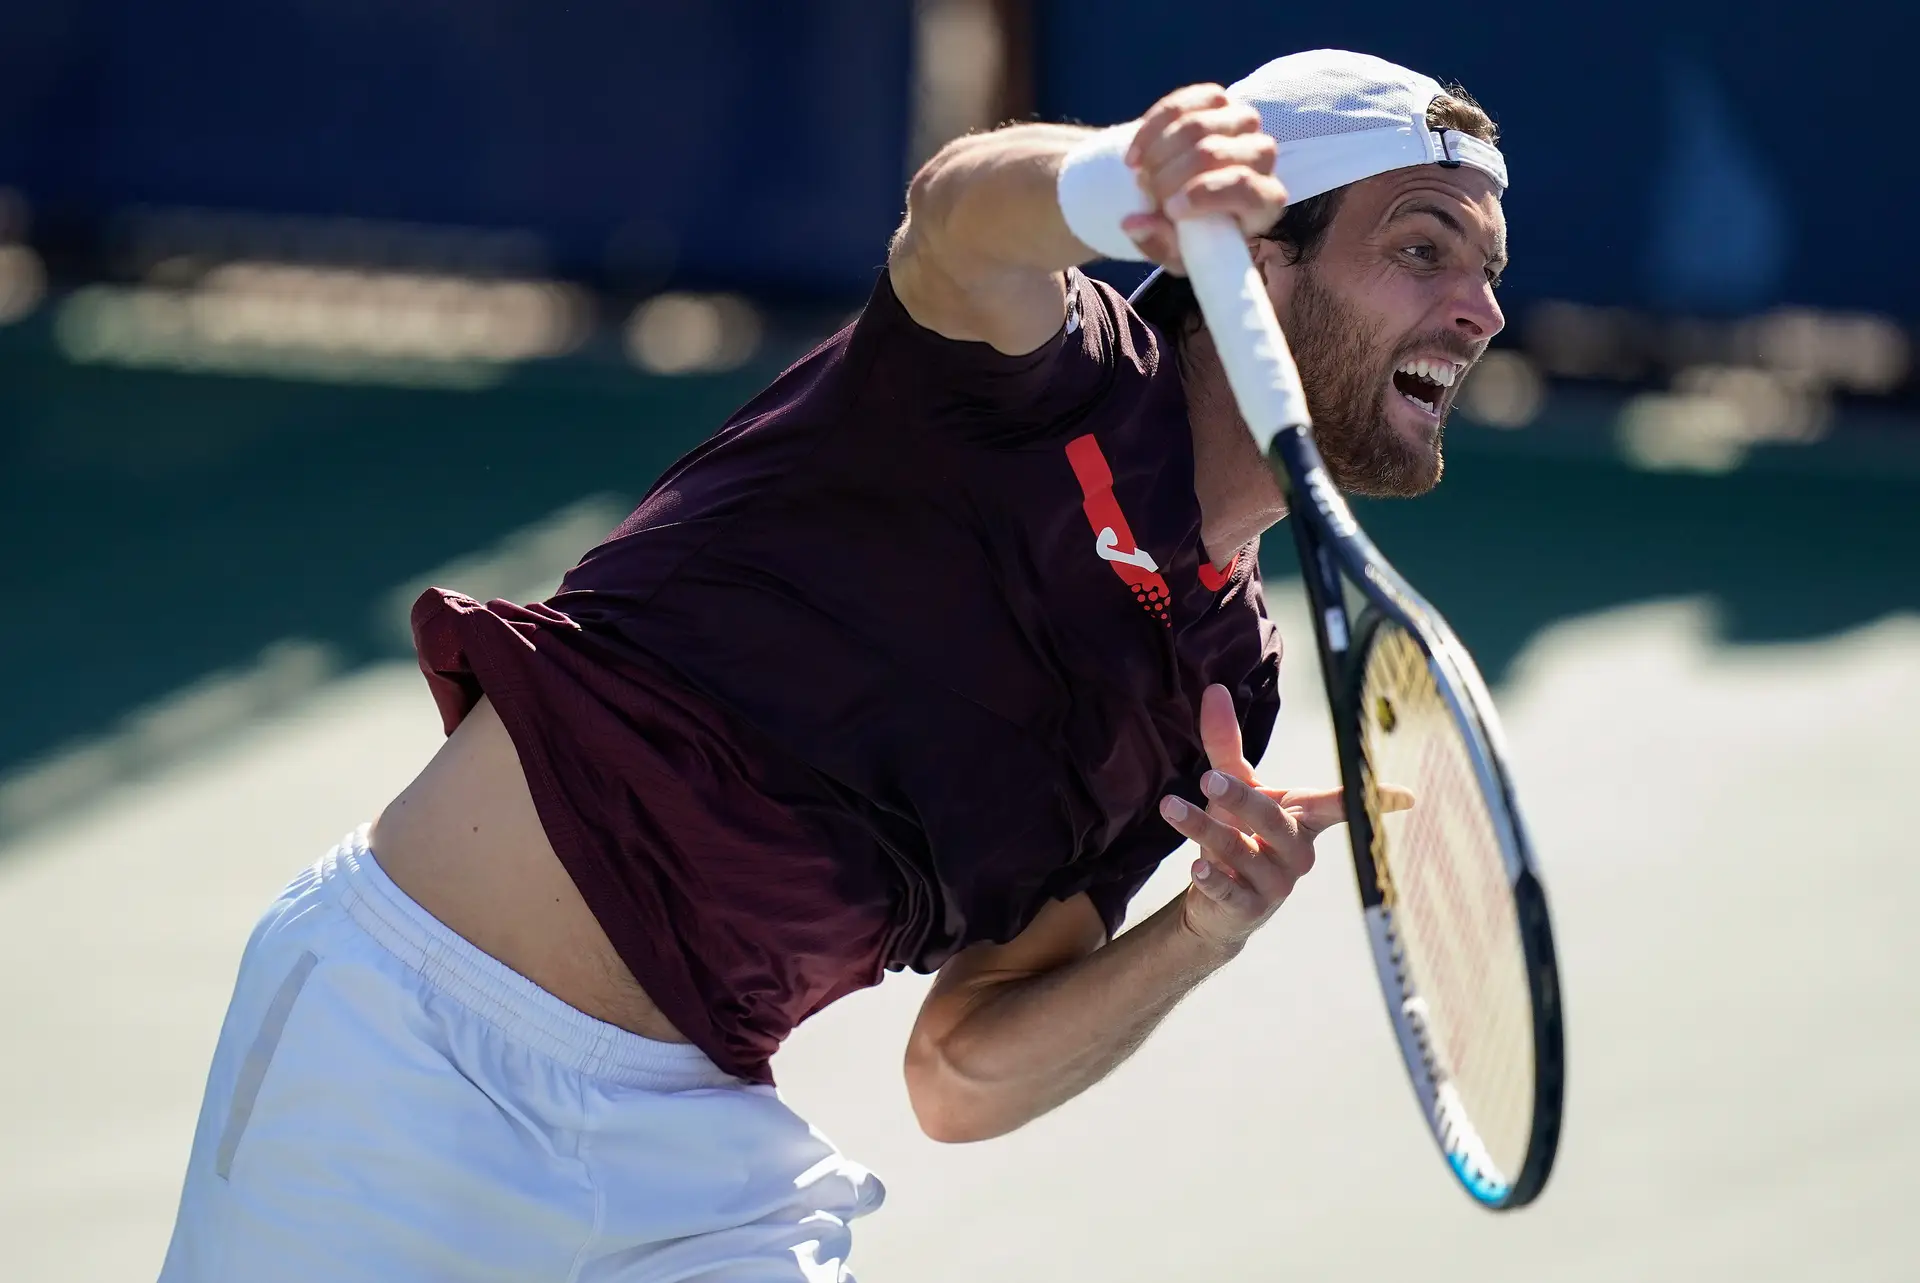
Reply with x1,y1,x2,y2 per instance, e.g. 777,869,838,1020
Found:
1402,730,1514,1076
1359,625,1536,1184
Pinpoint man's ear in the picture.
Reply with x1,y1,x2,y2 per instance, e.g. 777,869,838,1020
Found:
1247,234,1282,273
1247,235,1294,311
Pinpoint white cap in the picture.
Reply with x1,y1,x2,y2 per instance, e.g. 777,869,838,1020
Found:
1131,49,1507,304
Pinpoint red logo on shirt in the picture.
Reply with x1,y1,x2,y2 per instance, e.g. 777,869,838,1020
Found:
1065,435,1171,626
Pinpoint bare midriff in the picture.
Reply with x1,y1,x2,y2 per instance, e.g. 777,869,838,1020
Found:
368,696,690,1044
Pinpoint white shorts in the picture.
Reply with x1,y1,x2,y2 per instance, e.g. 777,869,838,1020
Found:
160,827,884,1282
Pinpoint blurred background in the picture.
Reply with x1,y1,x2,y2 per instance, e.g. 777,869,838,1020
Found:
2,2,1915,1279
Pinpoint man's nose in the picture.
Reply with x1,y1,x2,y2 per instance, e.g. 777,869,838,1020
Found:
1453,275,1505,341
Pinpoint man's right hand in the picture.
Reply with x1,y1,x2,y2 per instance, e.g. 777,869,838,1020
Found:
888,85,1287,356
1118,84,1288,273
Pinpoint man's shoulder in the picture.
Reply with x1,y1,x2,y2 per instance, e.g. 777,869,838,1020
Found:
1066,269,1172,381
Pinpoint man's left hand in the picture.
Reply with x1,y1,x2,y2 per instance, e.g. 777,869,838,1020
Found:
1158,683,1347,954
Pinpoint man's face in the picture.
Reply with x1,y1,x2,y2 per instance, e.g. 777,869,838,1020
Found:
1255,165,1508,497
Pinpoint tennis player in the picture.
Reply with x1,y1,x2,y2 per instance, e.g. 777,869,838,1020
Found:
161,49,1508,1282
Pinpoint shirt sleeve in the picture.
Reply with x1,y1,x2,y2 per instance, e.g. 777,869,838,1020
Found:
851,266,1145,448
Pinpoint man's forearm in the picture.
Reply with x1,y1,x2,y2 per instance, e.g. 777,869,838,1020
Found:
911,893,1237,1142
903,123,1102,276
890,84,1282,355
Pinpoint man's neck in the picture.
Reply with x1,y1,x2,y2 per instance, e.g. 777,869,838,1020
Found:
1179,327,1290,566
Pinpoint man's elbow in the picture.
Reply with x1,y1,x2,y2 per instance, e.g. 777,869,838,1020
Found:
898,150,959,265
911,1097,996,1146
903,1033,1019,1145
902,128,1003,260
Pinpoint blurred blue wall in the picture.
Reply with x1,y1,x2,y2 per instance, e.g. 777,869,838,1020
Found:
3,1,1915,316
0,0,912,298
1037,2,1919,319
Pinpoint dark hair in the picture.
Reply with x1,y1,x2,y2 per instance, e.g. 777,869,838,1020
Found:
1132,86,1498,342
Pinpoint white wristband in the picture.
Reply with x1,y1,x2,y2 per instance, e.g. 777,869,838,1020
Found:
1056,122,1153,262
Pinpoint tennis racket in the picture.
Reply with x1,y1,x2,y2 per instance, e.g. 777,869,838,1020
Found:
1175,218,1566,1210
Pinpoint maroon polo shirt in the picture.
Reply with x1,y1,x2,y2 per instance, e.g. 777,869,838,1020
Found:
411,267,1282,1083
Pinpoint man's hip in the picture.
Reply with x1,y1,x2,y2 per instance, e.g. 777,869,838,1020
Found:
160,825,883,1282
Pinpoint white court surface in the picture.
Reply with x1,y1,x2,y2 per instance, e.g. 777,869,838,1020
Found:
2,591,1916,1282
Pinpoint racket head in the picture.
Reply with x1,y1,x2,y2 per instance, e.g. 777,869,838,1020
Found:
1272,427,1566,1211
1164,219,1561,1208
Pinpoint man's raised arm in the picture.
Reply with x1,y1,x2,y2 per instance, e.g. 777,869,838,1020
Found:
887,85,1288,357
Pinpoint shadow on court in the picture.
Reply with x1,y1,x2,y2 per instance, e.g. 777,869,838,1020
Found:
0,327,753,782
1306,445,1920,679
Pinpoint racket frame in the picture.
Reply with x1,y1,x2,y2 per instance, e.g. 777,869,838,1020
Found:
1270,423,1566,1210
1167,215,1563,1210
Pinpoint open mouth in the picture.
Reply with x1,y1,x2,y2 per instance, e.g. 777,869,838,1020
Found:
1390,357,1463,418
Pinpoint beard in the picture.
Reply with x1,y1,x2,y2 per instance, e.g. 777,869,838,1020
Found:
1282,268,1450,498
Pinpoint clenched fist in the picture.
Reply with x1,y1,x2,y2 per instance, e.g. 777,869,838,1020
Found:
1121,85,1289,273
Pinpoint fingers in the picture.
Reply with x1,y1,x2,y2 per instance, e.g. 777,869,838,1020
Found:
1166,167,1289,235
1376,785,1416,814
1120,211,1181,270
1198,684,1255,783
1187,850,1262,911
1127,85,1234,166
1268,786,1348,838
1159,792,1306,897
1197,772,1316,880
1144,138,1282,230
1121,84,1290,260
1133,102,1265,174
1138,131,1276,209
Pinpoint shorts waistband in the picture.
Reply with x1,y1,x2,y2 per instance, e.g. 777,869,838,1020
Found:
323,823,740,1093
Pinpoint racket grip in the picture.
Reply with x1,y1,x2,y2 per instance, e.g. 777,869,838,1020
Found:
1175,218,1312,452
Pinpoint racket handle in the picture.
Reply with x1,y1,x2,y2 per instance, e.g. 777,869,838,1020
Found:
1174,218,1312,452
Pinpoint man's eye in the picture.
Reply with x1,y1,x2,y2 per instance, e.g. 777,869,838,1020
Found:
1486,268,1504,289
1403,244,1437,263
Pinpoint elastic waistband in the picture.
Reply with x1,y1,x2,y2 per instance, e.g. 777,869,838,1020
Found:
323,824,740,1093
